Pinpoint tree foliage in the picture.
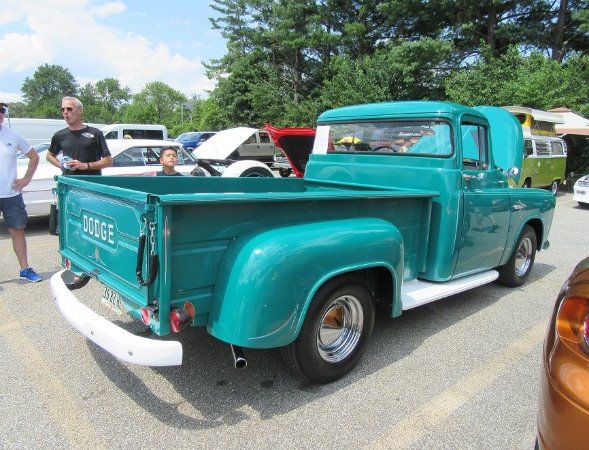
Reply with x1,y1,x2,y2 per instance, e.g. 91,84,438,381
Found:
14,0,589,134
445,47,589,115
21,64,79,118
123,82,187,129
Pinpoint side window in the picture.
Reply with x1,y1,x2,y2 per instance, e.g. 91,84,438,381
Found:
145,130,164,140
524,140,534,157
535,141,551,156
461,122,488,169
551,141,564,155
145,148,161,165
104,131,117,139
245,134,257,144
259,132,271,144
112,147,147,167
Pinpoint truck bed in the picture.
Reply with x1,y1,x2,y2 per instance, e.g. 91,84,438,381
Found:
55,175,436,336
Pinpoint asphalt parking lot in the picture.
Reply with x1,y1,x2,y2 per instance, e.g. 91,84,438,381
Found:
0,191,585,449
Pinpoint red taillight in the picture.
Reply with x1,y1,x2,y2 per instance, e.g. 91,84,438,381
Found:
169,302,196,333
140,307,153,325
65,258,71,270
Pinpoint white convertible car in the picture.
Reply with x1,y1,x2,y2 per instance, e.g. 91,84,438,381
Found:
17,138,273,217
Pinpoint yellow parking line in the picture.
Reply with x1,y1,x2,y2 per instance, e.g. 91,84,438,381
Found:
0,303,106,449
366,323,545,449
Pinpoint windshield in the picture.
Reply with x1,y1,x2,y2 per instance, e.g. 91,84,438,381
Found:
176,132,199,141
313,121,453,156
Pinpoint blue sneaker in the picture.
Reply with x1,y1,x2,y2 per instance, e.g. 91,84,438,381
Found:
19,267,42,283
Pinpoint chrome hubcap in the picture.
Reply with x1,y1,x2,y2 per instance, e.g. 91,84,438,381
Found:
515,236,533,277
317,295,364,362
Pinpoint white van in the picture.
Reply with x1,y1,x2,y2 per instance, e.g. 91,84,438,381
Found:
100,123,168,140
5,118,105,145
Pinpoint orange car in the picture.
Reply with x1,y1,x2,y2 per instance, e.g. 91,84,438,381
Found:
537,257,589,449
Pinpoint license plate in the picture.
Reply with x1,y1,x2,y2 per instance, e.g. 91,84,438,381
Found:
577,190,586,195
101,286,124,315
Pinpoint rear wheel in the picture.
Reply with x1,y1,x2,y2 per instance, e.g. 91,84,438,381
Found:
579,202,589,208
522,179,531,188
239,167,273,177
498,225,537,287
282,278,375,383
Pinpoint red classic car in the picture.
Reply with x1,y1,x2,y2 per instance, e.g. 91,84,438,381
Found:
264,124,315,178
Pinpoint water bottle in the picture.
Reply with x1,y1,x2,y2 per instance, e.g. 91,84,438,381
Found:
61,156,72,169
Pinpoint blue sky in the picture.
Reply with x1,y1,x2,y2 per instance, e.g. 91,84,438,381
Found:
0,0,227,103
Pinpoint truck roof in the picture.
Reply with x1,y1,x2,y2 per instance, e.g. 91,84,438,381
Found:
317,101,483,123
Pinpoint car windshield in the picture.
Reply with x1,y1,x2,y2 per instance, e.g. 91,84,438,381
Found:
176,132,199,141
313,120,453,156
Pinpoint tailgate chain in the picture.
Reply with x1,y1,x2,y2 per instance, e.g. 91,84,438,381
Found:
136,220,159,287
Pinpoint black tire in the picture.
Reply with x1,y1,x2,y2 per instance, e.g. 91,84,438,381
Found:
239,167,273,177
281,278,375,383
550,180,559,196
579,202,589,209
498,225,537,287
522,179,531,188
278,168,292,177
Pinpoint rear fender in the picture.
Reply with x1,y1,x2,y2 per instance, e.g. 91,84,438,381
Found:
208,218,403,348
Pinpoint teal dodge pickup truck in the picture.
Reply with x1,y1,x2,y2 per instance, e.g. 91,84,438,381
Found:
50,101,555,383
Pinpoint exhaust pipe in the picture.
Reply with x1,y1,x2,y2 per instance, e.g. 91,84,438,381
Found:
230,345,247,369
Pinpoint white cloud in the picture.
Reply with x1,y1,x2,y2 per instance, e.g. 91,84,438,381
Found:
89,1,127,18
0,33,53,72
0,0,217,100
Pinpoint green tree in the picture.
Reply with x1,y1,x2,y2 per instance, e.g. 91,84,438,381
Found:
21,64,79,118
124,82,186,128
79,78,132,124
445,47,589,115
319,38,454,110
3,102,27,118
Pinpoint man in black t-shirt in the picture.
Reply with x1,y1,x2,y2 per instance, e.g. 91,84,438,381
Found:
46,96,112,175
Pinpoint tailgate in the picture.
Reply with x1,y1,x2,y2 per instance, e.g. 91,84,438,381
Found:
57,177,155,307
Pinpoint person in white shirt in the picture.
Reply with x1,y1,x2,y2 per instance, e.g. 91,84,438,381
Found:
0,99,42,282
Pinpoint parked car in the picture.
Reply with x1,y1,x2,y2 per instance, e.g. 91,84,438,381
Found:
273,150,292,177
573,175,589,208
536,257,589,449
264,124,315,178
101,123,168,140
191,127,275,176
194,127,277,165
109,139,272,177
174,131,216,150
107,139,196,175
17,144,61,217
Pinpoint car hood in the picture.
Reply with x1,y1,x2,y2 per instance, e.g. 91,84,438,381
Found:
263,124,315,176
193,127,257,160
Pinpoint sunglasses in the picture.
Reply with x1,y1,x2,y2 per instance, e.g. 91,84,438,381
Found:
0,107,7,114
60,107,74,112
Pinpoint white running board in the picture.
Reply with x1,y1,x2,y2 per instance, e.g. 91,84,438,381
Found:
401,270,499,310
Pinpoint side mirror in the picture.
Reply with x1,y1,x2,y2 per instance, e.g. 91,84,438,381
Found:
506,167,519,178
